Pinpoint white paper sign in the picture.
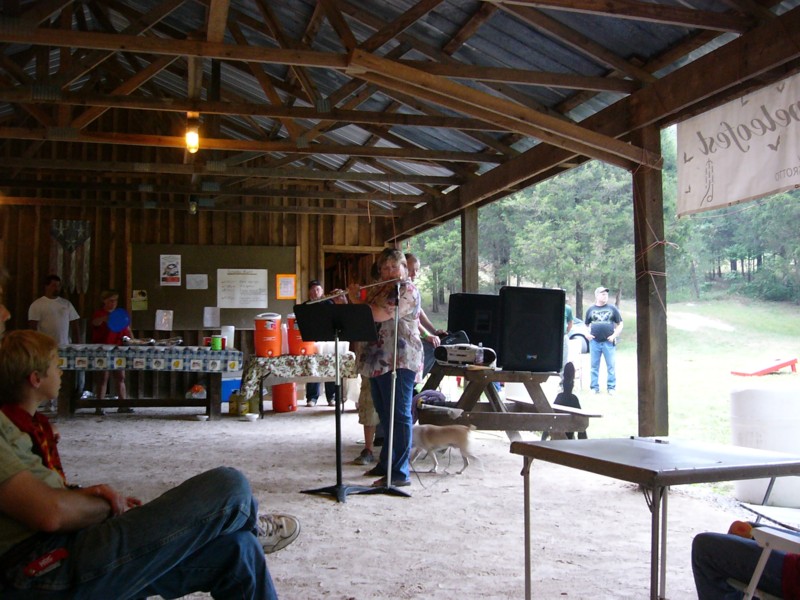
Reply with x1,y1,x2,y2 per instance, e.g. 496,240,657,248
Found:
186,274,208,290
217,269,268,309
203,307,220,328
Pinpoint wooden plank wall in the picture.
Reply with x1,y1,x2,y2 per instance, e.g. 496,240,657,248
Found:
0,203,386,345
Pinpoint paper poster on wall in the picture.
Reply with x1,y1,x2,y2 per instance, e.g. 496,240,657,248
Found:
217,269,269,309
276,274,296,300
203,307,221,328
186,274,208,290
155,309,174,331
160,255,181,286
131,290,148,311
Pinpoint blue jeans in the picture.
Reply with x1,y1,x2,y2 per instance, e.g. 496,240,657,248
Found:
1,467,276,600
306,382,338,402
692,532,786,599
370,369,415,481
589,339,616,391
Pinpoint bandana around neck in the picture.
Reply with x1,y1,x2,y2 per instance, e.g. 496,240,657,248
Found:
1,404,66,484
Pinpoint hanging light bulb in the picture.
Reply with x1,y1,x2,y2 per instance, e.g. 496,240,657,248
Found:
185,112,200,154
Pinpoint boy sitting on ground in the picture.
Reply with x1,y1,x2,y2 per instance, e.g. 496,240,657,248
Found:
0,330,300,599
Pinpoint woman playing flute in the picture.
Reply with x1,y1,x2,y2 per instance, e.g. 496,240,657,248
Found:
347,249,423,488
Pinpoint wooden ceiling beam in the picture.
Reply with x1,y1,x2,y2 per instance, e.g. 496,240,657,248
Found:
348,50,662,170
443,2,498,54
255,0,320,106
0,24,351,68
0,157,461,186
389,5,800,240
489,0,753,32
70,54,179,130
17,0,74,25
358,0,446,53
0,88,503,131
501,4,657,83
397,61,640,93
0,177,427,204
227,21,302,140
0,126,499,163
51,0,186,89
0,195,393,216
0,23,640,93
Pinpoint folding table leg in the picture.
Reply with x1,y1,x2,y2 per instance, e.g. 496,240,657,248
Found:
522,456,532,600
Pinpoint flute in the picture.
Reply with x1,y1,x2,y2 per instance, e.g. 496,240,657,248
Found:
306,278,408,304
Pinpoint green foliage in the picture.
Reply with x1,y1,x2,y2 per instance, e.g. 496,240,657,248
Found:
408,126,799,307
480,159,636,313
405,218,461,314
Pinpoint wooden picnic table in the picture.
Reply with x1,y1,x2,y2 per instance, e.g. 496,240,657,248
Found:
418,363,600,441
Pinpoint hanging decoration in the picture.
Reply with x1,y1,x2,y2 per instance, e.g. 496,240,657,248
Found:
49,220,92,294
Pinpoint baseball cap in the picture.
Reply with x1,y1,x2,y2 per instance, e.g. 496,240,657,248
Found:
308,279,321,289
594,286,609,295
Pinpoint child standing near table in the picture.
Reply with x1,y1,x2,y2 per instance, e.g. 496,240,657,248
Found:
91,289,133,415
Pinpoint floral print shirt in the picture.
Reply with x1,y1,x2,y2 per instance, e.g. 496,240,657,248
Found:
357,281,423,381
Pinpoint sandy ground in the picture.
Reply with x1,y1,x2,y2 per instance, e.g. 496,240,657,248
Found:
47,383,754,600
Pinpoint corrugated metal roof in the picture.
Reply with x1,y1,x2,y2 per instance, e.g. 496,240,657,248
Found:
0,0,797,229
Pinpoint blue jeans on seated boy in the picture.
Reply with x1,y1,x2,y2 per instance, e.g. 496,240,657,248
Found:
1,467,278,600
691,531,787,599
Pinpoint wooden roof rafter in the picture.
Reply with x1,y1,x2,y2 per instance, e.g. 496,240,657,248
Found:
0,0,796,220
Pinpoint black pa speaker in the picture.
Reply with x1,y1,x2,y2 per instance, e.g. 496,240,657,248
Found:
447,293,500,352
497,286,565,372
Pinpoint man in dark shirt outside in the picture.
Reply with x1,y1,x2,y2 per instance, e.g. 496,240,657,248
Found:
584,286,623,395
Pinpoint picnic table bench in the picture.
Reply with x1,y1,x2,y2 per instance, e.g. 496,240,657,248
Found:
418,363,601,441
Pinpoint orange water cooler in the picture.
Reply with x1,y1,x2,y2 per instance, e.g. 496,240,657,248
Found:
287,313,317,356
254,313,281,357
272,382,297,412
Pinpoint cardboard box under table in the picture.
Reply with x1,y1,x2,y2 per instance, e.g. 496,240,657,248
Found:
57,344,243,419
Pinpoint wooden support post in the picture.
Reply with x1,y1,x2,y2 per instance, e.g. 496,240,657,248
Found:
461,205,478,293
631,126,668,436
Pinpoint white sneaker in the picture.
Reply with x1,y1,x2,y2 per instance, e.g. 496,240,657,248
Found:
257,513,300,554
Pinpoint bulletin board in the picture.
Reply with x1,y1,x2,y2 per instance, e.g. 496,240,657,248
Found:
130,244,297,331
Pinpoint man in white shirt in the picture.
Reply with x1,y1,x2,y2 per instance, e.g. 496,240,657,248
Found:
27,275,80,345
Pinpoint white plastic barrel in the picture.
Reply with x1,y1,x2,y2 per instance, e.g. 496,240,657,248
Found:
731,382,800,507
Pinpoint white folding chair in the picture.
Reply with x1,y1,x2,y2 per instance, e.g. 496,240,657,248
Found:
737,526,800,600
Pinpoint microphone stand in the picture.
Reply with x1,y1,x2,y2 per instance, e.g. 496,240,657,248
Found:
362,280,411,498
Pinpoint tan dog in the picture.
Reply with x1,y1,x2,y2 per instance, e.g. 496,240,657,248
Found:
410,424,475,474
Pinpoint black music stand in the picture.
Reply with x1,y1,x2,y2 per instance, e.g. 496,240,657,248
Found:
293,303,377,503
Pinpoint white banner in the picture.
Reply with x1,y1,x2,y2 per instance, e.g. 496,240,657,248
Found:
677,71,800,216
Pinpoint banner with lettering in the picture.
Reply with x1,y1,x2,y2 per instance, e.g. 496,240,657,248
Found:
677,71,800,216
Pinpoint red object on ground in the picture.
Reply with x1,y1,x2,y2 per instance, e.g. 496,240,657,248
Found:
731,358,798,377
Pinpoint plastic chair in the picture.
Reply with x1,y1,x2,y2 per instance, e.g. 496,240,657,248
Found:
733,526,800,600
